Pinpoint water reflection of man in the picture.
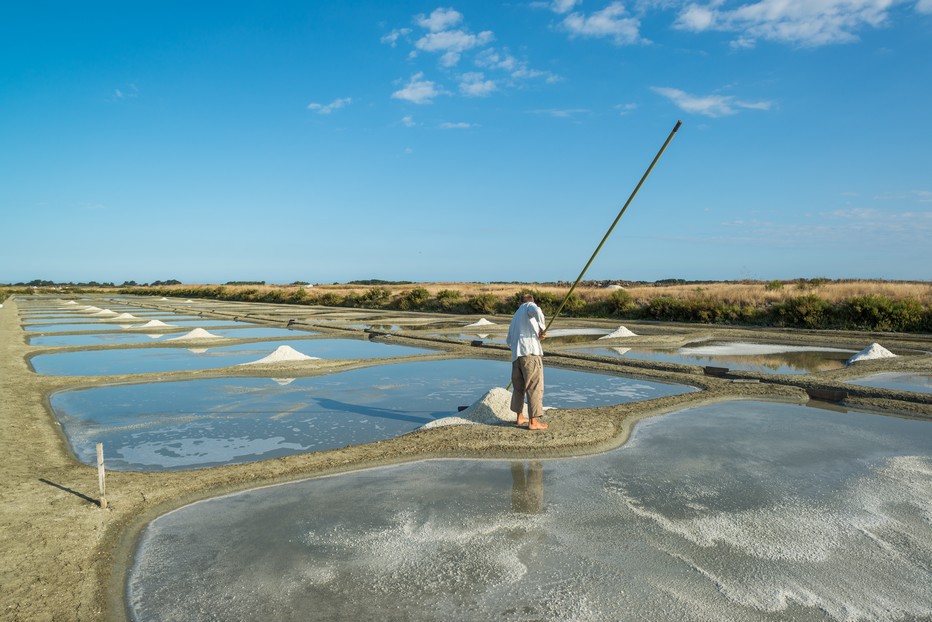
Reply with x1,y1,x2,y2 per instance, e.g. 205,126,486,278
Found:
511,462,544,514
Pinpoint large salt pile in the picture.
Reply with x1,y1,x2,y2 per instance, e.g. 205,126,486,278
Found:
465,318,496,327
421,387,517,429
82,306,102,313
167,328,222,341
598,325,638,339
112,313,139,320
91,309,119,316
239,345,319,365
847,343,897,365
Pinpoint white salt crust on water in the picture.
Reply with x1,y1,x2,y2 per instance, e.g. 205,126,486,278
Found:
167,328,222,341
465,318,495,327
421,387,518,429
239,345,320,365
847,343,897,365
599,325,637,339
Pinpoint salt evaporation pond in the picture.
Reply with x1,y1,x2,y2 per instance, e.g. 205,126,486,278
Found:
572,342,857,374
846,372,932,394
30,339,435,376
128,401,932,621
28,327,320,347
50,360,693,470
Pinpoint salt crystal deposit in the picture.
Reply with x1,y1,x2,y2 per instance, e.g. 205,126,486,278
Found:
65,300,79,305
847,343,897,365
421,387,518,429
167,328,222,341
599,326,638,339
82,306,102,313
239,345,319,365
465,318,496,327
159,297,169,301
604,284,625,290
91,309,118,316
112,313,139,320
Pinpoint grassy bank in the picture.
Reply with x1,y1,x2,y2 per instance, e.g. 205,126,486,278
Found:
107,280,932,334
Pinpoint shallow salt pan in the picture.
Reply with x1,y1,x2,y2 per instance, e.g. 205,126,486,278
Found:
128,401,932,621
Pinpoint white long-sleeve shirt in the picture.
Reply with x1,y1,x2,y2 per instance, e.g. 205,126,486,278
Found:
506,302,546,361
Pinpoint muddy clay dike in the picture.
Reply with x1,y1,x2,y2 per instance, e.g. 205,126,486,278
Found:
2,296,931,621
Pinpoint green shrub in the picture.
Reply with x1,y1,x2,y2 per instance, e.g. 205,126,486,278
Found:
395,287,431,310
469,293,500,315
772,294,832,328
840,294,925,332
765,280,784,291
607,289,635,315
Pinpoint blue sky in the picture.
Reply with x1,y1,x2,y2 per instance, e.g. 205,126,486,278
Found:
2,1,930,284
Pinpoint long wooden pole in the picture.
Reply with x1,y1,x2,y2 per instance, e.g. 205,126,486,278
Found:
507,120,682,391
543,119,682,334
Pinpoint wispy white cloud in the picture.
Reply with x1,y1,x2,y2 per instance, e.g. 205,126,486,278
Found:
459,72,497,97
614,102,638,115
551,0,581,14
721,206,932,246
560,2,645,45
529,108,591,118
674,0,906,48
381,28,411,47
392,73,445,104
401,115,416,127
440,121,477,129
652,86,772,117
416,7,464,32
415,28,494,67
307,97,352,114
919,0,932,13
475,48,561,83
114,84,138,99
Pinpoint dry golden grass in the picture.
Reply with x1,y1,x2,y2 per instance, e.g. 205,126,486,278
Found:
269,280,932,306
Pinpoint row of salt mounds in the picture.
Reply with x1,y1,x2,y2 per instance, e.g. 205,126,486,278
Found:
599,325,637,339
465,318,496,327
167,328,222,341
421,387,517,429
239,345,320,365
847,343,897,365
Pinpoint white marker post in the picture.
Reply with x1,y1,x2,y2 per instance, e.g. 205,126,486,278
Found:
96,442,108,510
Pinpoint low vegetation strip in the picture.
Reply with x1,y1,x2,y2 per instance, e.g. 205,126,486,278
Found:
4,279,929,333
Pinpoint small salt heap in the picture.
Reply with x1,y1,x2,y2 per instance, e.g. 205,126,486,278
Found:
65,300,79,305
112,313,139,320
167,328,222,341
134,320,175,329
82,306,102,313
91,309,119,316
421,387,518,429
847,343,897,365
598,325,637,339
239,345,319,365
465,318,496,327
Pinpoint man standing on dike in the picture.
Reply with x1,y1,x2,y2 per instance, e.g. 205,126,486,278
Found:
506,293,548,430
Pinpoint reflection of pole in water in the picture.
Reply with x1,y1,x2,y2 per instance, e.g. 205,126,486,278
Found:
511,462,544,514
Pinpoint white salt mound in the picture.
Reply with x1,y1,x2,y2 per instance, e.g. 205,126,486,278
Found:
421,387,517,429
465,318,496,327
65,300,79,305
82,306,102,313
168,328,222,341
604,284,625,290
112,313,138,320
91,309,118,316
135,320,174,328
599,325,637,339
159,297,169,301
240,345,319,365
847,343,897,365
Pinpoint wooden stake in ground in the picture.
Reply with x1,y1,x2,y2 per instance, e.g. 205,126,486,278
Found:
96,442,108,510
